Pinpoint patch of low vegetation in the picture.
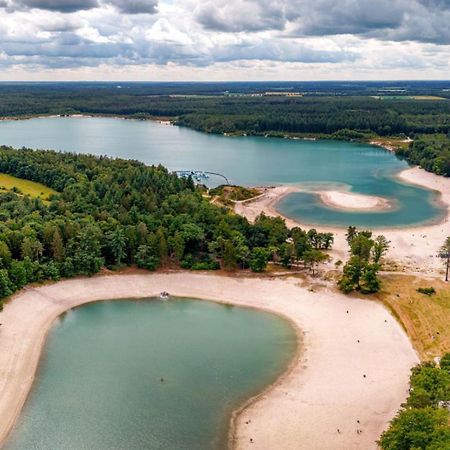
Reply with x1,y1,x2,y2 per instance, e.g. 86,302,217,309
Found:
379,355,450,450
375,95,447,101
376,275,450,359
0,173,57,202
209,184,261,206
331,128,374,140
370,136,411,151
417,287,437,296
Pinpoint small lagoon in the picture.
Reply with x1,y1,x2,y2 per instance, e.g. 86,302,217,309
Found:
0,117,444,227
5,298,297,450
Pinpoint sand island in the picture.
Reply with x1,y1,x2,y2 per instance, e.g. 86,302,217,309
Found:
317,190,394,211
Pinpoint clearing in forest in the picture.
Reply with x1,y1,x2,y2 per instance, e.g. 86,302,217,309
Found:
0,173,57,201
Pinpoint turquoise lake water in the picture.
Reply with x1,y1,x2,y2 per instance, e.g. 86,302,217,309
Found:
5,298,296,450
0,117,444,227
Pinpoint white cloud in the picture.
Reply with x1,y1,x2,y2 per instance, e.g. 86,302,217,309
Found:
0,0,448,79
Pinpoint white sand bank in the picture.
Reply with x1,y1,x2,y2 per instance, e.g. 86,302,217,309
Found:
236,167,450,276
0,273,417,450
318,190,392,211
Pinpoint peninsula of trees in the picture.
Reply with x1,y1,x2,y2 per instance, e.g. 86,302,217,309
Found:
0,146,332,305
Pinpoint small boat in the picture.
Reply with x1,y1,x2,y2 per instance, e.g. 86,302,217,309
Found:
159,291,170,300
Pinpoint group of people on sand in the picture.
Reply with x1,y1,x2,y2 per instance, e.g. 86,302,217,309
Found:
337,420,363,435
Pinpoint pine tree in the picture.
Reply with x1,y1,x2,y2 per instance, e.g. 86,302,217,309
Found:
51,229,65,263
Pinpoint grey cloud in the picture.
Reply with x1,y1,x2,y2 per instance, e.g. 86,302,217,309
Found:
197,1,286,32
418,0,450,8
105,0,158,14
0,21,358,69
195,0,406,34
3,0,158,14
2,34,132,59
195,0,450,45
293,0,406,36
13,0,98,12
40,17,82,32
211,39,359,64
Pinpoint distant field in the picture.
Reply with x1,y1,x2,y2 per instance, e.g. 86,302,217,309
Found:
377,275,450,359
372,95,447,101
0,173,57,201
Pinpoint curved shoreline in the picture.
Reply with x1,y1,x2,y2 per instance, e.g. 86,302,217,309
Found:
0,272,418,449
236,166,450,276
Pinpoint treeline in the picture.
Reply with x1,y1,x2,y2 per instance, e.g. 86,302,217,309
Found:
379,354,450,450
176,97,450,137
0,147,332,304
397,134,450,176
0,87,449,136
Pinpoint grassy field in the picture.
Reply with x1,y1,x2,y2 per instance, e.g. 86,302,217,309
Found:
0,173,57,201
372,95,447,101
209,184,262,207
376,275,450,360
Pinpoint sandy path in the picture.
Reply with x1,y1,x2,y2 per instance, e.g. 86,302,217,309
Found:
0,273,417,450
235,167,450,276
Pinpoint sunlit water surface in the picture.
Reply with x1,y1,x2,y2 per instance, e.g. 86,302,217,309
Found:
0,117,444,227
5,298,297,450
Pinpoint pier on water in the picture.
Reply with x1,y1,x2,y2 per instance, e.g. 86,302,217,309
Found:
174,170,230,185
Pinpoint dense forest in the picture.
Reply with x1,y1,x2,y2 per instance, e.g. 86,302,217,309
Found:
0,146,333,305
379,355,450,450
0,83,449,176
397,134,450,176
0,89,449,136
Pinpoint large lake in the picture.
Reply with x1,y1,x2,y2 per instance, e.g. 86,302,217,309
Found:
5,298,296,450
0,116,444,227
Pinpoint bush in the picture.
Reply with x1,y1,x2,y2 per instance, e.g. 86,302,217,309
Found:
135,245,159,271
338,276,354,293
440,354,450,372
417,287,436,296
180,254,194,269
191,260,220,270
249,247,270,272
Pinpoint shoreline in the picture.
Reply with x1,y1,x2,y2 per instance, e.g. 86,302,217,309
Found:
1,114,448,273
0,272,418,450
235,166,450,276
0,113,175,124
0,114,409,148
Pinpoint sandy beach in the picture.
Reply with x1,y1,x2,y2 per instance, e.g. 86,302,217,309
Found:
0,272,417,450
235,166,450,276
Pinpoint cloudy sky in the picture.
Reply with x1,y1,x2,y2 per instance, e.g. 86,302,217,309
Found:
0,0,449,80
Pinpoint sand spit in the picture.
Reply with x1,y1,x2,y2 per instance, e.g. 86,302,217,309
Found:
0,273,417,450
236,167,450,276
318,190,393,211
